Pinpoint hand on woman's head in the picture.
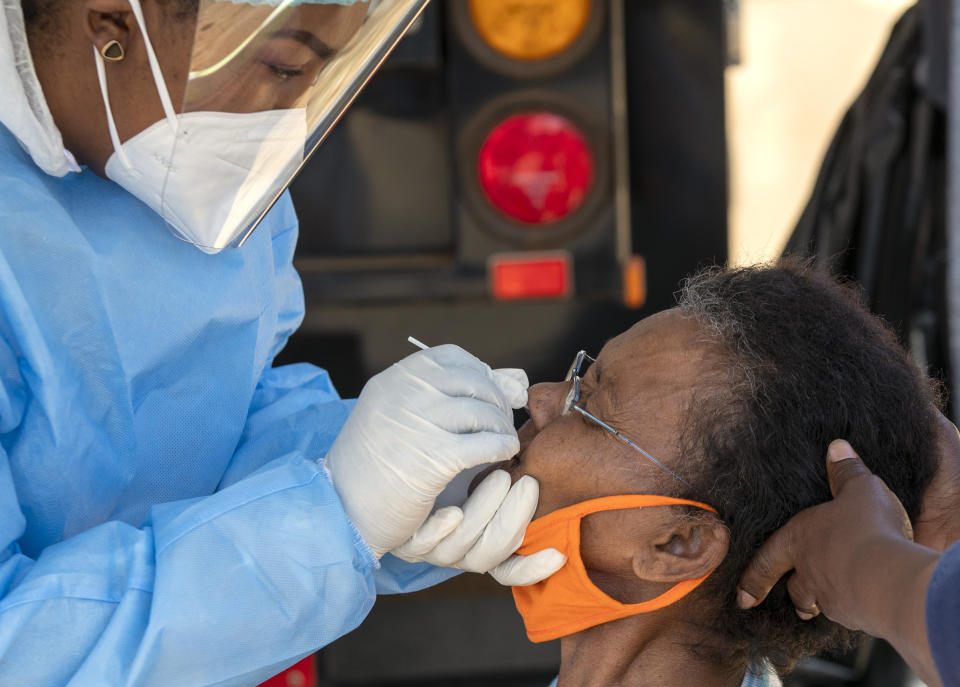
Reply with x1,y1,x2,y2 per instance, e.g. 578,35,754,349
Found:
735,441,915,631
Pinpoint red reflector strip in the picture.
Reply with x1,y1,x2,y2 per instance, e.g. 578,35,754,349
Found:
489,252,572,300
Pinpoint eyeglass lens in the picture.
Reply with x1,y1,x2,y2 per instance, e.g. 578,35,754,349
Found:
563,351,593,415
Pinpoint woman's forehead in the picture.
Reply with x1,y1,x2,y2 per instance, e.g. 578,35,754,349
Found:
598,309,709,366
592,310,717,419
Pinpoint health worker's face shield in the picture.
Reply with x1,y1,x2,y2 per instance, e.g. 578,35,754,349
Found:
158,0,428,252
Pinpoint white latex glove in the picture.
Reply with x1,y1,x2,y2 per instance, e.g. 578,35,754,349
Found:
326,344,528,556
392,470,567,586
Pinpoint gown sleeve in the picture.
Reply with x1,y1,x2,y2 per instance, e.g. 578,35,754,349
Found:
0,407,381,686
927,539,960,686
0,198,436,686
218,205,458,597
223,361,459,597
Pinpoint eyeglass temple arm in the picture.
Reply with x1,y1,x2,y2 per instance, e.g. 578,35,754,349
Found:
572,406,692,487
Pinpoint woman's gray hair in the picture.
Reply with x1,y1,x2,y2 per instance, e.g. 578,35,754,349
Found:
676,266,771,397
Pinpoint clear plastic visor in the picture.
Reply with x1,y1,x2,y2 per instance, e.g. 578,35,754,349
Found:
162,0,429,252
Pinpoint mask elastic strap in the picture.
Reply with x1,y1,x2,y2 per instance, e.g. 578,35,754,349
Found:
126,0,179,129
93,0,180,173
564,499,717,614
94,47,133,172
619,572,712,612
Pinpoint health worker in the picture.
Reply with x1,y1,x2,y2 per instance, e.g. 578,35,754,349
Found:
0,1,565,684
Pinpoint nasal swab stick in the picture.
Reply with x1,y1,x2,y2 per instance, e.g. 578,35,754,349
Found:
408,336,429,350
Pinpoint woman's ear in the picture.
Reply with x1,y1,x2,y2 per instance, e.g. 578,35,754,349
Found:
83,0,134,56
631,513,729,583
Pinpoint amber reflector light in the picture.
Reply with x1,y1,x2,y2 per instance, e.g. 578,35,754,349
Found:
468,0,592,61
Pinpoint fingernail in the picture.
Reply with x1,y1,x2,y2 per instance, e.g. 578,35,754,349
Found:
796,609,815,621
827,439,856,463
737,588,757,609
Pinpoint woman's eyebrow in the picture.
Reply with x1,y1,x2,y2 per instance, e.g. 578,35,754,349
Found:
270,29,336,60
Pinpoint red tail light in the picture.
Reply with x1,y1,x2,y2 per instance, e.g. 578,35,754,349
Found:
477,112,594,225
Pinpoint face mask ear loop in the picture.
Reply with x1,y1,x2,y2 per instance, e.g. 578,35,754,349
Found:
94,46,134,173
127,0,179,131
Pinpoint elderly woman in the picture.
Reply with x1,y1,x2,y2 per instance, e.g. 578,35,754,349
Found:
488,263,937,686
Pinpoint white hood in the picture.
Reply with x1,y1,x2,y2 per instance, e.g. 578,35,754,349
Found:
0,1,79,175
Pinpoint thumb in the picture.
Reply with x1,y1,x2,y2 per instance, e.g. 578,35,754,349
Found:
826,439,873,497
493,368,529,409
490,548,567,587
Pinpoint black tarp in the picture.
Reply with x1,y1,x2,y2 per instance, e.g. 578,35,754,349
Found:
785,2,950,402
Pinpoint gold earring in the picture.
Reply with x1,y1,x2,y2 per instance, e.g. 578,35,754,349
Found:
100,40,125,62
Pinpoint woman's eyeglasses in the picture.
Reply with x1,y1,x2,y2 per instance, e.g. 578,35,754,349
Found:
561,350,690,487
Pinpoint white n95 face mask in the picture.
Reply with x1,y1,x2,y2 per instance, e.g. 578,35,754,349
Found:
94,0,305,254
101,108,306,254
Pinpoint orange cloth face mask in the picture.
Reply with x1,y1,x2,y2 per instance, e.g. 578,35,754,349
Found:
512,494,718,643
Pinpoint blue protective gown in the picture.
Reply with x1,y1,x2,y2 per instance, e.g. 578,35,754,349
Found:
0,124,453,686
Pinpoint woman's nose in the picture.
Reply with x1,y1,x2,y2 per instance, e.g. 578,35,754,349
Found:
527,381,570,430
